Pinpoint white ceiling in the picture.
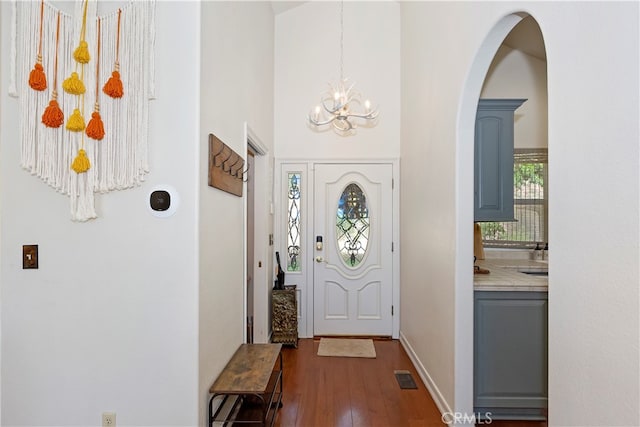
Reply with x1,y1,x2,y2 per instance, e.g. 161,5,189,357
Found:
270,2,546,61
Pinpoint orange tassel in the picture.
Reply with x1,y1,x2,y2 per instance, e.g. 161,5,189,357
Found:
103,70,123,98
43,12,63,128
87,21,105,141
29,61,47,91
86,110,105,140
29,1,47,91
104,10,124,99
42,94,64,128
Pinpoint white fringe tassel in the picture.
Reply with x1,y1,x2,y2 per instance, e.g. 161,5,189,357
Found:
11,0,155,222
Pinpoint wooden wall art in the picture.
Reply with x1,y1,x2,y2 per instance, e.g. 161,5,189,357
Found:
208,133,246,197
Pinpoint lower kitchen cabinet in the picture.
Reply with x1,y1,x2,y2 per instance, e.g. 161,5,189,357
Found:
474,291,548,420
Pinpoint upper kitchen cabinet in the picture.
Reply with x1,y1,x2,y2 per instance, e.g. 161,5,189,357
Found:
474,99,527,222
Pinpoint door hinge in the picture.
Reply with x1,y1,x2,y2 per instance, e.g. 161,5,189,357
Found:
392,305,394,316
391,242,394,252
392,178,394,189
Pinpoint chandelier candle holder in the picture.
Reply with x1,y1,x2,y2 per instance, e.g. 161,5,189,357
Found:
308,1,379,135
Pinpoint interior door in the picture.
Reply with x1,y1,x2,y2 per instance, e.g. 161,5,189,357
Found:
313,163,393,336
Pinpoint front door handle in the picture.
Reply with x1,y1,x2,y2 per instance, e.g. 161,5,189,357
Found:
315,256,324,263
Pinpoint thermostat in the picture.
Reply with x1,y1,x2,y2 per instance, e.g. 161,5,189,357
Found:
148,185,180,218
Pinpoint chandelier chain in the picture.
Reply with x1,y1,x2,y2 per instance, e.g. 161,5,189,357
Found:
340,0,344,81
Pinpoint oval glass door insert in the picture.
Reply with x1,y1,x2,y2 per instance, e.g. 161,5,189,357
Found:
336,183,370,267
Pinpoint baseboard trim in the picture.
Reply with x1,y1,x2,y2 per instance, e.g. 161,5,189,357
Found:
399,331,452,417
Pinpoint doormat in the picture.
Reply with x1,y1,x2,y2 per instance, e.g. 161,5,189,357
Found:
317,338,376,358
394,370,418,389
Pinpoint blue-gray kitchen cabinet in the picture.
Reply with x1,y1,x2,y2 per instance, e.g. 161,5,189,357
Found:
474,290,548,420
474,99,526,222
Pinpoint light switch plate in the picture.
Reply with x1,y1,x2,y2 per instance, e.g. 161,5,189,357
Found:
23,245,38,269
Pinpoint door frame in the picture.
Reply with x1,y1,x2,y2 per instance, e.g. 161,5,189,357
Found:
243,122,271,344
455,13,529,417
275,158,400,339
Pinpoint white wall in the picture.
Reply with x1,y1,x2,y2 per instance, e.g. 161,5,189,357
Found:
538,2,639,424
482,45,548,149
198,2,274,426
400,1,481,414
0,4,3,422
275,1,400,159
400,1,639,425
0,2,200,425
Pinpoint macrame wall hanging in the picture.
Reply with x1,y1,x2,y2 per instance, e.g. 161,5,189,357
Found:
9,0,156,222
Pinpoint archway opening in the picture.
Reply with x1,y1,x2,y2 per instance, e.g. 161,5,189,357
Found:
456,12,548,418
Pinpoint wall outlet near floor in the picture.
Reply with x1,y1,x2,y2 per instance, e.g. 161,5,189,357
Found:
102,412,116,427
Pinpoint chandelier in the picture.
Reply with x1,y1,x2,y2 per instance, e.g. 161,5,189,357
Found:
307,1,379,134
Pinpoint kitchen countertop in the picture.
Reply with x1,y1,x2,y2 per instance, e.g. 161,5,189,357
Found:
474,259,548,292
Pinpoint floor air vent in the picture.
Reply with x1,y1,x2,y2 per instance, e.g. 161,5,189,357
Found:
394,370,418,389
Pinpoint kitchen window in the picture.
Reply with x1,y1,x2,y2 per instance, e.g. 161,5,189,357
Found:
481,149,548,248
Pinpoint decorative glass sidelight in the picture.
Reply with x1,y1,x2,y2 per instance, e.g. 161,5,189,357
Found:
287,173,302,271
336,183,370,267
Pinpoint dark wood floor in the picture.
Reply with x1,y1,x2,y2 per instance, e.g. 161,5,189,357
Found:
275,338,547,427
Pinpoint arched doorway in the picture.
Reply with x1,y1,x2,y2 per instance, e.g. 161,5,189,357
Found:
456,12,548,419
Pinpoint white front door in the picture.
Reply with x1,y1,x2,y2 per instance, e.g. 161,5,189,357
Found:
313,164,393,336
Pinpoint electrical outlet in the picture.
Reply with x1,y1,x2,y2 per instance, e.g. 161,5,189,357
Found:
102,412,116,427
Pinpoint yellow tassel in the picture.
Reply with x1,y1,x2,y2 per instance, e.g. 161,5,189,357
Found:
66,108,85,132
86,109,105,140
29,60,47,91
42,97,64,128
71,149,91,173
73,41,91,64
62,72,86,95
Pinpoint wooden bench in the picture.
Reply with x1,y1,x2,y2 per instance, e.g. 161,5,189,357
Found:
208,344,283,426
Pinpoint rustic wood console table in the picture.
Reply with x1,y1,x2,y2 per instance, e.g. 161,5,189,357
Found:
208,343,283,427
